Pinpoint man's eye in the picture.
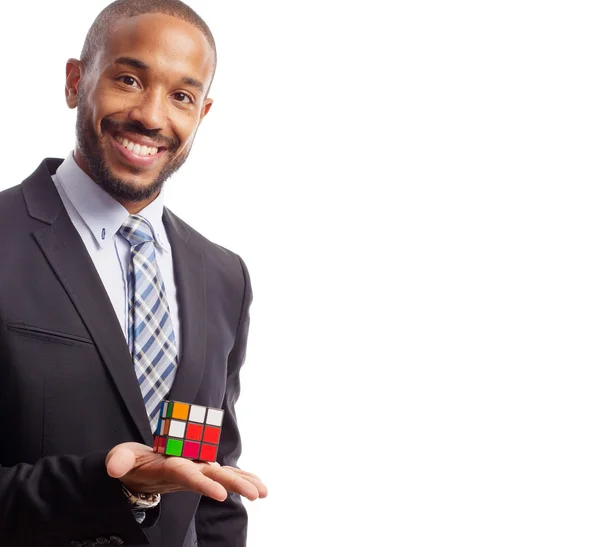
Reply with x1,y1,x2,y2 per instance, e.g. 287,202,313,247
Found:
120,76,138,87
173,92,192,104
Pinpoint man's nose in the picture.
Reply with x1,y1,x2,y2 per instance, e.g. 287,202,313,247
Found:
128,90,167,131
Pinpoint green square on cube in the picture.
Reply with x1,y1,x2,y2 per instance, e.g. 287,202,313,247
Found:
165,438,183,456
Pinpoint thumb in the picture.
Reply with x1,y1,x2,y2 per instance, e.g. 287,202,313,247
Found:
106,445,137,478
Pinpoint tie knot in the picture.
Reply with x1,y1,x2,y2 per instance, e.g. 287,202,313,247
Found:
119,214,155,246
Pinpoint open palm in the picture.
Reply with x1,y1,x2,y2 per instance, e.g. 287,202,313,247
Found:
105,442,267,501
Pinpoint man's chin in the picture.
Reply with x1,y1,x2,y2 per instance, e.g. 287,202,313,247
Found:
95,172,164,203
78,140,180,204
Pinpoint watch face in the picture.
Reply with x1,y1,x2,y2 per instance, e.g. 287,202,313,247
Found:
133,499,159,509
122,485,160,508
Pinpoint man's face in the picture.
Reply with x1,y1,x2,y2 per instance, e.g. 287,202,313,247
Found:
69,13,214,203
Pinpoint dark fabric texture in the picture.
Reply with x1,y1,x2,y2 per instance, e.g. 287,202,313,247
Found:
0,159,251,547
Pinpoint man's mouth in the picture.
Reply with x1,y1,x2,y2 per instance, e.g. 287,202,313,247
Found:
113,133,162,157
107,130,169,168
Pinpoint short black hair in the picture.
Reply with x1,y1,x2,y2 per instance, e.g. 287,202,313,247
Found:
80,0,216,87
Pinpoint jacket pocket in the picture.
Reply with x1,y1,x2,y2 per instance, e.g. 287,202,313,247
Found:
6,321,94,346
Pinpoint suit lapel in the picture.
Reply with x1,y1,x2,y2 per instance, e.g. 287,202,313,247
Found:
162,209,208,404
22,159,154,444
21,160,208,439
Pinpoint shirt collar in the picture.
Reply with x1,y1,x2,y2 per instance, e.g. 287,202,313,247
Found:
54,152,170,252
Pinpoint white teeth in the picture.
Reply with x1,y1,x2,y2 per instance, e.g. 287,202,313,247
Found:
115,134,160,156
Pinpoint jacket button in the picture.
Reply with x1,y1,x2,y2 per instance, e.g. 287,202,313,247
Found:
109,537,124,545
96,538,111,545
70,542,84,547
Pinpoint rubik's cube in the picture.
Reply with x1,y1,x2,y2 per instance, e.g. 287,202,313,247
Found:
153,400,224,463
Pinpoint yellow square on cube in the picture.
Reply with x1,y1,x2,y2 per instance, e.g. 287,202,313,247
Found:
172,402,190,420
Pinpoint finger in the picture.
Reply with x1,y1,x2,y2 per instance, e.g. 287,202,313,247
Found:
245,476,268,498
203,465,261,501
222,466,261,480
106,446,137,478
222,467,268,498
163,458,229,501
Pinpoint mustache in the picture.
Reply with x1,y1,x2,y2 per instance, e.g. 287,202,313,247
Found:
101,118,179,151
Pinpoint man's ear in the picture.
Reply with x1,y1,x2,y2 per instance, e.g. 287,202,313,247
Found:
199,98,213,122
65,58,83,109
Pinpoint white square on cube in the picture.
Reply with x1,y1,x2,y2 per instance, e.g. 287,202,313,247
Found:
169,420,186,438
189,405,206,423
161,403,168,418
206,408,223,426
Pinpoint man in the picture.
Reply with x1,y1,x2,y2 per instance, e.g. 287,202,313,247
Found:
0,1,267,546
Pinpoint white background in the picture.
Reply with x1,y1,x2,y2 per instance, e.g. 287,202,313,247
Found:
2,1,600,545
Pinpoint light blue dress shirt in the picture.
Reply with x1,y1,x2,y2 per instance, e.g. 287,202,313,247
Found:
51,152,181,353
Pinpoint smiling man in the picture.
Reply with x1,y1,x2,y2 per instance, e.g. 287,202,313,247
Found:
0,1,266,546
72,5,216,209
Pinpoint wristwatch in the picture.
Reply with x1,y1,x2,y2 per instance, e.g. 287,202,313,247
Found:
121,484,161,510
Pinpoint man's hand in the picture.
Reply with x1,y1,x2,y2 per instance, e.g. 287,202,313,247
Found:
105,442,268,502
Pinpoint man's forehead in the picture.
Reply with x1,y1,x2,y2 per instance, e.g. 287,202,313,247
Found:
97,13,214,76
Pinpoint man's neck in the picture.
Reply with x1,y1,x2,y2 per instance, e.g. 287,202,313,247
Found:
73,148,160,214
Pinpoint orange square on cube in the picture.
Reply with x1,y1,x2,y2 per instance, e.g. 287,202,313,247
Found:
172,402,190,420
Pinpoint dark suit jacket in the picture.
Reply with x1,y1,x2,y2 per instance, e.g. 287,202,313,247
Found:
0,159,253,547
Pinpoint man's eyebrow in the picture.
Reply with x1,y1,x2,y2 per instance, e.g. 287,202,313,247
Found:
114,56,149,70
181,76,204,92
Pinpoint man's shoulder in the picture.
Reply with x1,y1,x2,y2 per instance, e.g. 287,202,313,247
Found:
164,207,248,278
0,158,63,224
0,182,28,226
0,182,23,204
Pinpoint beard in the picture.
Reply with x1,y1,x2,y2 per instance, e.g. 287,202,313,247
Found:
75,97,189,202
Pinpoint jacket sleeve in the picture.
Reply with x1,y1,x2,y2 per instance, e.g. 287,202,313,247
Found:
195,255,253,547
0,451,150,546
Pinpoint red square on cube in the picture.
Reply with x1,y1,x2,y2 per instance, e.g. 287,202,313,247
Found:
203,426,221,444
199,443,217,462
182,441,200,459
186,423,203,441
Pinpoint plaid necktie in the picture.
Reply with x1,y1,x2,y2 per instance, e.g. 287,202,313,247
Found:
120,214,178,433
